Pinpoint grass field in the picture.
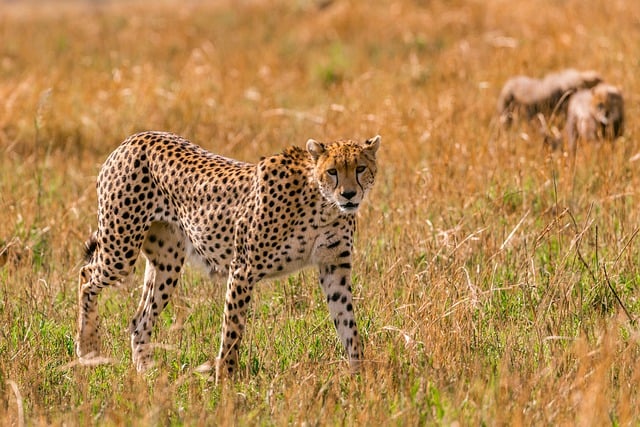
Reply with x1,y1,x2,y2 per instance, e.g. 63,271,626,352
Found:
1,0,640,424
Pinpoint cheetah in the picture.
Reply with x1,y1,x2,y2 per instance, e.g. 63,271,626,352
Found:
565,83,625,153
76,131,381,382
497,69,602,127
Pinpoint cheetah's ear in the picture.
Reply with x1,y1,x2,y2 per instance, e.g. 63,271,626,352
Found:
306,139,326,161
364,135,381,154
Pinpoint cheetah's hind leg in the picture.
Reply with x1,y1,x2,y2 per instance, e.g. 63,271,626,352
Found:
77,219,146,363
76,233,130,361
130,222,186,372
76,263,102,360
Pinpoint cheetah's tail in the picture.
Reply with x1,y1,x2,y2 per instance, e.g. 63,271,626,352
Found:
83,232,99,263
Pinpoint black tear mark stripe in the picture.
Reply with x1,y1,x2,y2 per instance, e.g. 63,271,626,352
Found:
356,174,364,193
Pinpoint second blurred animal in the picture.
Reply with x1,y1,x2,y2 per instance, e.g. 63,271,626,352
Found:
565,83,625,153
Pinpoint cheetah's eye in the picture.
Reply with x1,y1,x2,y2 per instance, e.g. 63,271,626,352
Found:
327,168,337,177
356,166,366,174
597,102,605,110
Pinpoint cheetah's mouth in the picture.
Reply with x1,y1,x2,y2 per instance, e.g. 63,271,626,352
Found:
339,202,359,212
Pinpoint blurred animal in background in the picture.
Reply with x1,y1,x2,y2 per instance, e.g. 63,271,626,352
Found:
565,83,625,153
497,69,602,127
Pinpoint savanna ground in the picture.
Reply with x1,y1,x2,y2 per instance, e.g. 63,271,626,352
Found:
1,0,640,424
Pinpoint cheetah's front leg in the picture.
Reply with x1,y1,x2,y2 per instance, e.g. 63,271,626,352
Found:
318,261,364,372
215,269,253,383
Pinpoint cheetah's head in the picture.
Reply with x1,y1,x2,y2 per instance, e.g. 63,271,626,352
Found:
307,135,381,213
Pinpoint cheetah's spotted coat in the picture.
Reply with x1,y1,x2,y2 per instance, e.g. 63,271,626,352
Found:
76,131,381,381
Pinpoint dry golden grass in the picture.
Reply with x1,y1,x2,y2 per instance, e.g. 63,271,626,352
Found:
2,0,640,424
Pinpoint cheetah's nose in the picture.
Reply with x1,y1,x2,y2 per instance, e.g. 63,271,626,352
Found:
341,190,357,200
